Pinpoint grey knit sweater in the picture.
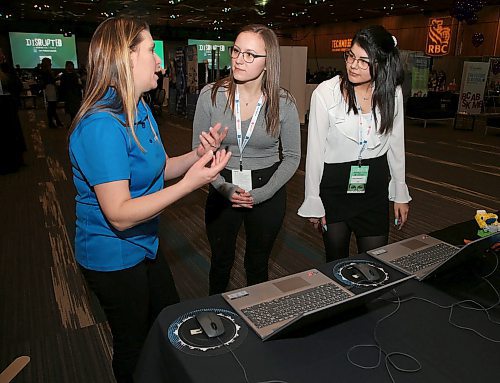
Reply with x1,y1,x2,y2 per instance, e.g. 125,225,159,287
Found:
192,84,301,204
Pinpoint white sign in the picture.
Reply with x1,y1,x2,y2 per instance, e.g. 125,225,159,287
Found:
458,62,490,114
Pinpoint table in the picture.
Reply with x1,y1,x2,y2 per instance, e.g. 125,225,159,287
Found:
453,112,500,134
135,223,500,383
406,93,459,128
483,113,500,135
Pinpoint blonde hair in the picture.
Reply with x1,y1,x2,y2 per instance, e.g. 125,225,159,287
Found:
69,17,149,150
211,24,292,138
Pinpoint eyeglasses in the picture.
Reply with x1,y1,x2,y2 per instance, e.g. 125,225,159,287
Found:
230,46,266,63
344,51,370,70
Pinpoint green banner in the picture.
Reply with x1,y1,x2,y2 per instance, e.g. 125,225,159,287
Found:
411,56,431,97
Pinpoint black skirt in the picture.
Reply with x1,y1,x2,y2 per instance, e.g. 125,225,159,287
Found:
320,154,389,236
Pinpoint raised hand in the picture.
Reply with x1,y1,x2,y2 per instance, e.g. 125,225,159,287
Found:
183,149,231,192
196,123,229,158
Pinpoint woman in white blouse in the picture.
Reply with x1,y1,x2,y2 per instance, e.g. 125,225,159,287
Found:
298,25,411,261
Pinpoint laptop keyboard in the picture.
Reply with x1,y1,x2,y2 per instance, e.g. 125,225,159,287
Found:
391,243,457,273
241,283,352,328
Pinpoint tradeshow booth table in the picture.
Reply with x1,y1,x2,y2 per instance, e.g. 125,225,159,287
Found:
406,92,459,128
134,221,500,383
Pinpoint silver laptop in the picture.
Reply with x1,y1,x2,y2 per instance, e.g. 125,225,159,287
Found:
222,268,413,340
367,233,498,281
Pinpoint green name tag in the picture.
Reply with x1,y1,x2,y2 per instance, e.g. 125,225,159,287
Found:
347,165,369,194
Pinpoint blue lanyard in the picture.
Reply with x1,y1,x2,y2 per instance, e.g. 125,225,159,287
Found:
354,94,372,166
357,110,372,163
235,86,264,171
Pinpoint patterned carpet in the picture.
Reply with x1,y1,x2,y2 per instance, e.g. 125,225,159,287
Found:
0,101,498,382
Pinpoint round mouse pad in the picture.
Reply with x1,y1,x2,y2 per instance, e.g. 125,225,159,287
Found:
167,308,247,356
332,259,389,287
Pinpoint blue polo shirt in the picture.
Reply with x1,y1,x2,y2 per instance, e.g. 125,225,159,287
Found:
69,91,166,271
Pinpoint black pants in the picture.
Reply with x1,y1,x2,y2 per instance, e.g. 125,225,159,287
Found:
205,164,286,294
46,101,62,128
80,252,179,383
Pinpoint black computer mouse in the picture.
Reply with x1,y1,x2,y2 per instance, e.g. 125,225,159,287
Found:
195,311,225,338
351,263,381,282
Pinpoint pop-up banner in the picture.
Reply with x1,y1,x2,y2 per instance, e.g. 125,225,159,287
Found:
458,61,489,114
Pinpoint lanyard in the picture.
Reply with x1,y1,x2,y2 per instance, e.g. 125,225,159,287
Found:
357,110,372,165
354,96,372,166
235,86,264,171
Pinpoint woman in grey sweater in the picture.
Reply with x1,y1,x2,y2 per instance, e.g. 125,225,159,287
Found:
192,24,301,294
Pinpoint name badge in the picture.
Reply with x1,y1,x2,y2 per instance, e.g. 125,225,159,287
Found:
231,169,252,191
347,165,369,194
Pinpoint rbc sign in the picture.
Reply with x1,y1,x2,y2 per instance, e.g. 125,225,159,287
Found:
426,17,452,57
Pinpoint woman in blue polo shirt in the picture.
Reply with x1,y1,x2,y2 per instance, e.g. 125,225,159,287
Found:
68,17,230,383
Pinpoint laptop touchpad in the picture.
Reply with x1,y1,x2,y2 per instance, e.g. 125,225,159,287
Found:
402,239,428,250
273,277,310,293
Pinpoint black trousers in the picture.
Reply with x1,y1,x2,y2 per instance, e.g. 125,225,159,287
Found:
80,251,179,383
46,101,62,128
205,164,286,295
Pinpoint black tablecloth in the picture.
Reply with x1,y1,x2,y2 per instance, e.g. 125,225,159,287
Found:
406,92,459,120
135,224,500,383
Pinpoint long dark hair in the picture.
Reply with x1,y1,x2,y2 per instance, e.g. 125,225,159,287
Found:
340,25,404,135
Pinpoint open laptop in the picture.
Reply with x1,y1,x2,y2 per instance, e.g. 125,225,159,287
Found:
222,268,413,340
367,233,498,281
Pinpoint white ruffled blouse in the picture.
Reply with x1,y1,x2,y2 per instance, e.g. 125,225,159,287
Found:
298,76,411,218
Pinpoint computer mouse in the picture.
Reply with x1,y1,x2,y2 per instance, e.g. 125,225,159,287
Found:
195,311,225,338
351,263,380,282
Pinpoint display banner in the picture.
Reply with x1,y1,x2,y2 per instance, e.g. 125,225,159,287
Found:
175,47,186,115
486,58,500,100
458,61,489,114
9,32,78,68
411,56,431,97
185,45,198,94
188,39,232,69
153,40,165,69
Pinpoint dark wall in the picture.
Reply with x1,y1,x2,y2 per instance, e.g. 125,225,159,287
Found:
279,6,500,58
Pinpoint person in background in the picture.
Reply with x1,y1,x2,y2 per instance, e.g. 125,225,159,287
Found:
0,62,23,102
0,61,26,173
79,63,87,90
192,24,301,294
298,25,411,261
146,67,166,114
15,64,22,78
40,57,63,128
68,17,231,383
59,60,83,125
